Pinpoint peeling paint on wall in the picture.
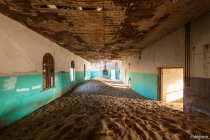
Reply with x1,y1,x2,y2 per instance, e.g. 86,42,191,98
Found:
0,118,6,127
0,71,89,129
47,96,55,104
55,75,59,82
3,76,17,91
184,12,210,116
32,85,41,90
0,12,90,129
8,108,14,113
28,99,42,108
203,44,210,78
16,88,30,92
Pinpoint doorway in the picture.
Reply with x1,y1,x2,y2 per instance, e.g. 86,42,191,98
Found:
111,69,116,80
118,69,120,80
125,69,127,84
158,68,183,104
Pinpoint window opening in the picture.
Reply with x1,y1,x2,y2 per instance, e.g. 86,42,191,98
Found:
43,53,55,90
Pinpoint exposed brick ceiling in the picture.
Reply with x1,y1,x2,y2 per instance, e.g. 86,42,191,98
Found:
0,0,210,61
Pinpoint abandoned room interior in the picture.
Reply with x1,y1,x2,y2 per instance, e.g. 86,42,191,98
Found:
0,0,210,140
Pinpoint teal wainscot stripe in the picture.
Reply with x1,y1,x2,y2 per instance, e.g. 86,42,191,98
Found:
90,71,102,78
127,72,158,100
75,71,85,83
115,70,119,79
107,71,111,78
0,71,89,129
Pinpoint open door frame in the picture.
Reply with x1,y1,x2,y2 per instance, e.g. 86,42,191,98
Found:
157,67,184,102
157,68,161,101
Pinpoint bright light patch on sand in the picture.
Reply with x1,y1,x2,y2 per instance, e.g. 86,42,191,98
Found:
166,82,183,102
167,82,183,93
103,82,127,88
166,90,183,102
109,84,127,88
95,77,128,88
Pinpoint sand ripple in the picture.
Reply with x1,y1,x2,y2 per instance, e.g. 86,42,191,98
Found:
0,79,210,140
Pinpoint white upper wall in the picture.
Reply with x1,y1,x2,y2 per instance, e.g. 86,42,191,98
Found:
106,62,117,71
90,62,102,71
191,12,210,78
121,10,210,80
90,61,118,71
0,13,90,76
125,27,185,74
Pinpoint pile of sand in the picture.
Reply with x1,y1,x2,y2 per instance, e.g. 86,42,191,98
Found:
0,79,209,140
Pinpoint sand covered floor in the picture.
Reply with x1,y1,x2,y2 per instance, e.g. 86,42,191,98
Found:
0,78,210,140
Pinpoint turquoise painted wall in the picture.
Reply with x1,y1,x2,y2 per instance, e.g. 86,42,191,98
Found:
90,70,119,79
75,71,86,83
90,71,102,78
115,70,119,79
107,71,111,78
90,71,113,79
127,72,158,100
0,71,88,129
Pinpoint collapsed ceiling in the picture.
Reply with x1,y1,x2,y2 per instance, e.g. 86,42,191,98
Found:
0,0,210,61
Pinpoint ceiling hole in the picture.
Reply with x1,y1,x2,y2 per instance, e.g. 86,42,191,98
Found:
39,5,48,8
36,4,102,11
47,5,57,9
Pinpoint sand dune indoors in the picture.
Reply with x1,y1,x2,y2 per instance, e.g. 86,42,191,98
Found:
0,79,210,140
